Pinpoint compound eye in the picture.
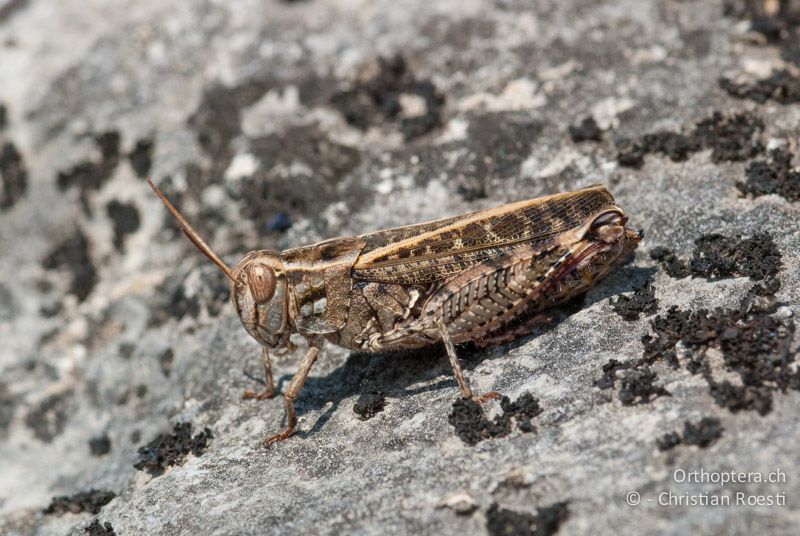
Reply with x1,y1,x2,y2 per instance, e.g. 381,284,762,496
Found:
589,210,626,243
246,262,276,304
590,210,623,230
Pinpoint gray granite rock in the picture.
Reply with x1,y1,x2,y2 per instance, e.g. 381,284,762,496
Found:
1,1,799,535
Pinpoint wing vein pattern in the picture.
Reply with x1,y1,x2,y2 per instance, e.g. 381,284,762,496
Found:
352,185,614,285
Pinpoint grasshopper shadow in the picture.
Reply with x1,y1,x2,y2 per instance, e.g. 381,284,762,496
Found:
292,346,455,439
282,263,657,438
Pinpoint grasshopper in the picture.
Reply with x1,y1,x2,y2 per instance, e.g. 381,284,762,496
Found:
148,180,640,445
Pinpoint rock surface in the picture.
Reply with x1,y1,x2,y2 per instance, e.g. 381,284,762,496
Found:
1,1,800,535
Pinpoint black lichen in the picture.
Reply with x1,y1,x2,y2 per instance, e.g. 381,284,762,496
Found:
738,148,800,202
152,279,199,322
615,138,645,168
44,489,115,515
189,79,272,174
95,131,120,166
616,111,763,168
449,392,542,445
568,117,602,142
617,367,670,406
460,112,543,200
0,141,28,210
85,520,116,536
606,235,792,417
128,138,154,178
449,398,511,445
0,382,16,439
134,422,212,477
89,435,112,456
24,390,73,442
500,392,543,433
0,0,30,24
748,276,782,298
692,111,765,163
56,132,121,214
391,111,541,202
643,307,715,363
723,0,800,46
41,229,98,302
707,380,774,415
643,301,795,416
594,358,632,390
236,124,361,225
611,283,658,321
656,431,682,451
656,417,723,451
353,391,386,421
682,417,724,447
487,504,536,536
689,233,781,280
651,233,781,282
106,200,141,251
486,502,569,536
649,246,689,278
715,310,795,392
530,502,570,536
149,266,229,325
159,348,174,377
331,55,445,140
720,70,800,104
119,342,135,359
642,131,700,162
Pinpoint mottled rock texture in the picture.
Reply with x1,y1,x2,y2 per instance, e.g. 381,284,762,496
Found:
1,1,799,535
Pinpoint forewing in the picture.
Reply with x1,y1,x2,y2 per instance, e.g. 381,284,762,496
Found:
352,185,615,285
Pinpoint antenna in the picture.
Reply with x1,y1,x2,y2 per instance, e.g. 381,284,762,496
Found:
147,179,235,282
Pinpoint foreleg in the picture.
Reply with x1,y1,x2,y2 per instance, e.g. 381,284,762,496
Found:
262,337,323,447
242,347,277,400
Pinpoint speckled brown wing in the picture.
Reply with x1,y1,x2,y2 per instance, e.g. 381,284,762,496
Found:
352,185,616,285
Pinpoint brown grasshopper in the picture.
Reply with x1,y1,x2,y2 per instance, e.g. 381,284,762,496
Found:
148,180,640,446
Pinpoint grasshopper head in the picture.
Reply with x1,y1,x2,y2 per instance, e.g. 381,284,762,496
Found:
586,207,641,252
231,251,290,348
147,179,291,348
556,206,642,277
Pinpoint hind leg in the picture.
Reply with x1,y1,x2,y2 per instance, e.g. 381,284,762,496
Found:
436,317,501,403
